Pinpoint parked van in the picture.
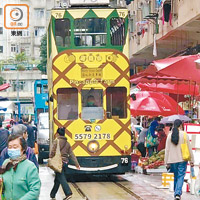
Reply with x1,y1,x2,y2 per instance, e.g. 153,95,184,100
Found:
0,101,16,127
37,112,49,164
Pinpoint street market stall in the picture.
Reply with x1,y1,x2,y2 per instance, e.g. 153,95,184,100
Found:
130,55,200,175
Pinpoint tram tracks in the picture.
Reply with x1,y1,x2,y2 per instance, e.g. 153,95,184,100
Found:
113,181,143,200
71,180,143,200
71,182,90,200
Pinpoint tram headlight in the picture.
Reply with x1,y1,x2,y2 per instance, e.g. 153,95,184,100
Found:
87,140,99,153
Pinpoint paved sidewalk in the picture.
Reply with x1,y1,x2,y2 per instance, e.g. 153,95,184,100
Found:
123,172,199,200
39,165,82,200
39,165,65,200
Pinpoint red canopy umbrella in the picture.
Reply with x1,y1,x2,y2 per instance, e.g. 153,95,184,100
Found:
144,55,200,83
0,83,10,91
130,91,184,117
137,82,199,96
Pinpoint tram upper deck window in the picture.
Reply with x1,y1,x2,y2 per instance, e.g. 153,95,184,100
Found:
81,89,104,120
74,18,106,47
106,87,127,119
55,19,71,47
110,18,125,46
57,88,78,120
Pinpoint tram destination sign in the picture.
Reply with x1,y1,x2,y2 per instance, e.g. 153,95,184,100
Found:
70,0,109,6
81,68,102,79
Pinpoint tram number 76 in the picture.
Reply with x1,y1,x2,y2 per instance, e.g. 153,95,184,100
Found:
121,157,128,166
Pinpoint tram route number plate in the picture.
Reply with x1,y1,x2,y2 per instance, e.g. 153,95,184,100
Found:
74,133,112,140
121,157,129,166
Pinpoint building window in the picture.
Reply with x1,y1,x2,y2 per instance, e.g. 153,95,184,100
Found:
12,80,25,92
0,8,2,15
0,46,3,53
0,27,3,34
11,44,16,52
129,17,135,33
22,46,30,56
34,27,45,37
142,2,150,18
22,30,29,37
34,8,44,19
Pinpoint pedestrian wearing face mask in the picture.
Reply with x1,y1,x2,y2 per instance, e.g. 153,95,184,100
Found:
0,134,41,199
0,124,39,169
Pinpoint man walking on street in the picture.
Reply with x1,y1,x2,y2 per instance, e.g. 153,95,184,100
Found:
22,116,35,149
49,127,80,200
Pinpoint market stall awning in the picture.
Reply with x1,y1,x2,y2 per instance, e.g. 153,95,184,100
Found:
130,91,184,117
0,83,10,91
130,74,191,85
137,82,199,96
144,55,200,83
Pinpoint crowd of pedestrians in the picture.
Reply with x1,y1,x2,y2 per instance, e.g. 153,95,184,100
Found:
0,116,40,199
0,114,196,200
136,117,167,157
0,116,78,200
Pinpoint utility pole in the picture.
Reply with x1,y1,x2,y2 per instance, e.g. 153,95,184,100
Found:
17,70,19,102
16,67,21,120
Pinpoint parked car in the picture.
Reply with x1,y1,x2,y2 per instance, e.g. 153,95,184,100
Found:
37,112,49,164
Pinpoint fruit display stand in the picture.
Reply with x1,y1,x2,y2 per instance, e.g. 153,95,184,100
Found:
140,150,167,174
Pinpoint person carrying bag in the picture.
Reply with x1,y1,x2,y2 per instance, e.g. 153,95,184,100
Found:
48,139,63,173
146,118,160,157
165,119,194,200
181,132,191,161
49,127,80,200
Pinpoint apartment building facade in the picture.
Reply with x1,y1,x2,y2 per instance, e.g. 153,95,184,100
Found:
0,0,56,116
128,0,200,71
0,0,54,61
